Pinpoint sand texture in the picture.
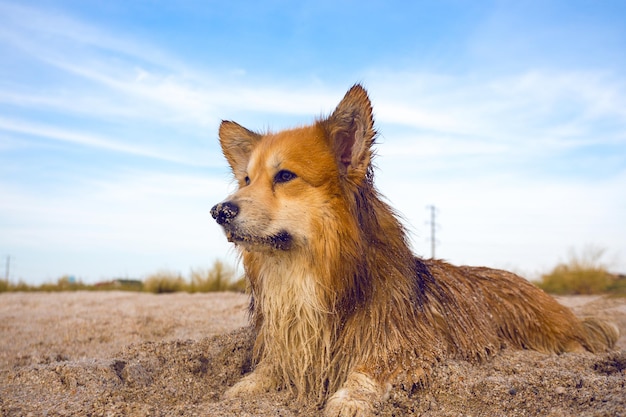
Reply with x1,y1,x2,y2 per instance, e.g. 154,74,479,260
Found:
1,291,625,416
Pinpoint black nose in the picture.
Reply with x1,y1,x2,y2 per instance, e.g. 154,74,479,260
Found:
211,201,239,225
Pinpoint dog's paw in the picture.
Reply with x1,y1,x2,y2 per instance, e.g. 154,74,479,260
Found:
324,388,373,417
323,371,390,417
222,367,278,399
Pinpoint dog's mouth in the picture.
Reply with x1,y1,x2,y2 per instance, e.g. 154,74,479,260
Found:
224,227,293,251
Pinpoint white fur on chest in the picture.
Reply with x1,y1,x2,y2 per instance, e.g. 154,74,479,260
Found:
257,257,328,316
253,256,334,393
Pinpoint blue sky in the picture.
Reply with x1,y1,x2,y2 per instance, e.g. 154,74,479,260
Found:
1,0,625,284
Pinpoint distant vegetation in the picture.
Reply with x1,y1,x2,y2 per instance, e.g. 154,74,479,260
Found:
535,246,625,296
2,249,623,295
0,260,246,293
188,261,246,293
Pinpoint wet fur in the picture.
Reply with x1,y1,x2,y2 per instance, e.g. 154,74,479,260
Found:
212,84,618,416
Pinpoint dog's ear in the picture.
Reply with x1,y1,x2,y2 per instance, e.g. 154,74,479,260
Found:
325,84,376,180
218,121,261,177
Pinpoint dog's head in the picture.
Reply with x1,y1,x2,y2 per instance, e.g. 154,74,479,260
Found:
211,84,376,252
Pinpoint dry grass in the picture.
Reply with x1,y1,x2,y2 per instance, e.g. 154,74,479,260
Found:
1,260,246,293
189,260,246,293
4,250,622,295
536,246,623,295
143,270,187,294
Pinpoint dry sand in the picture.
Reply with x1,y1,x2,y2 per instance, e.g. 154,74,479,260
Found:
0,291,624,416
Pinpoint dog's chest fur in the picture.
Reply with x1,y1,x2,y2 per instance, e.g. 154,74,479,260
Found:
252,256,337,398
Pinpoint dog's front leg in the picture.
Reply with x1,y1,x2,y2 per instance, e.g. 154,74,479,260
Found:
324,370,391,417
223,361,279,399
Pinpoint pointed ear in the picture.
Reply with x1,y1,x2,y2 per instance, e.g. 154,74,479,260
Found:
218,120,261,176
324,84,376,179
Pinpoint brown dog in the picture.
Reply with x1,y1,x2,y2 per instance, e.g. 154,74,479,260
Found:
211,84,618,416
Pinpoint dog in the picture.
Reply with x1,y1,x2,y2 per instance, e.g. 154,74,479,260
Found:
211,84,618,416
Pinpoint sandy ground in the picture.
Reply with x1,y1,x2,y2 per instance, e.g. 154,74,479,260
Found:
0,291,624,416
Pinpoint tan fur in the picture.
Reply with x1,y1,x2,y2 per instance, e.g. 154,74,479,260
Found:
211,84,618,417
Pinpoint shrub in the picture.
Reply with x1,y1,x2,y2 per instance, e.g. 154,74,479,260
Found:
537,246,614,295
143,270,186,294
189,260,246,293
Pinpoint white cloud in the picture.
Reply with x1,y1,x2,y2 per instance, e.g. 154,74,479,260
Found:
0,117,205,165
0,2,179,71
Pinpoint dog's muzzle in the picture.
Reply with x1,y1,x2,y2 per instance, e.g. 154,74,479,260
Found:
210,201,239,225
211,201,293,250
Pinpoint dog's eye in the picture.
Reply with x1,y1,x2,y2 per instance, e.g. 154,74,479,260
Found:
274,170,297,184
244,176,250,186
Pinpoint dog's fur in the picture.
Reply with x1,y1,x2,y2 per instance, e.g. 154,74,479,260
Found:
211,84,618,416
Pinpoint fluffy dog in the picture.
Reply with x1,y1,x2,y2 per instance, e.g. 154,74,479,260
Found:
211,84,618,416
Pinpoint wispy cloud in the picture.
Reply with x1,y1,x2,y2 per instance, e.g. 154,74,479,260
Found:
2,1,624,174
368,70,626,161
0,2,177,70
0,117,204,165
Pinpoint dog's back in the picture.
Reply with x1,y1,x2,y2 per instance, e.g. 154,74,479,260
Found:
423,260,618,358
